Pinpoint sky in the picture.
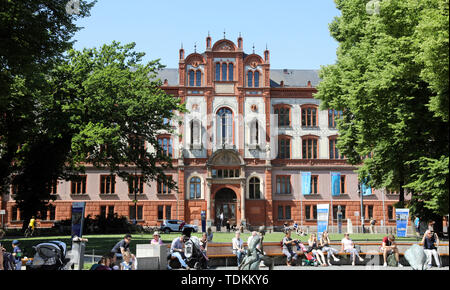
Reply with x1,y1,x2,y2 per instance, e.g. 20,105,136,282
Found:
73,0,340,70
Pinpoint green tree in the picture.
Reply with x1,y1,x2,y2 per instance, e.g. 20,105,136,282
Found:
12,42,183,228
315,0,449,220
0,0,96,195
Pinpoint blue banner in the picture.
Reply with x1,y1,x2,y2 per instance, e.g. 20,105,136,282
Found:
301,172,311,195
361,182,372,196
71,202,86,238
331,172,341,196
396,208,410,237
317,204,330,240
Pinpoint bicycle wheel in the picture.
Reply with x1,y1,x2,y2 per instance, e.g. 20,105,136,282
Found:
24,228,30,238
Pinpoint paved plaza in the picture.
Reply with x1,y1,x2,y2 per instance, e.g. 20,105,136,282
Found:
213,265,449,271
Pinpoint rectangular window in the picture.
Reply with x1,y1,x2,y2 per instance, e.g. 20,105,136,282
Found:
158,205,164,220
71,176,87,194
49,206,56,221
128,175,144,194
328,109,342,128
388,206,394,220
333,205,346,220
100,206,107,218
311,175,318,194
278,206,284,220
216,63,221,81
340,175,346,194
12,206,19,221
100,175,115,194
129,205,143,221
367,205,373,220
275,107,290,127
276,176,291,194
166,205,172,220
302,107,318,127
278,138,291,159
302,138,318,159
158,137,173,158
285,206,291,220
305,205,311,220
157,176,172,194
48,179,58,195
108,206,114,218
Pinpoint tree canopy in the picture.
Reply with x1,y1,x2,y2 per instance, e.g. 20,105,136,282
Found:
315,0,449,219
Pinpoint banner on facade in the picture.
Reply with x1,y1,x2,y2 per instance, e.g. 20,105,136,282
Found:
71,202,86,238
396,208,410,237
301,172,311,195
331,172,341,196
317,204,330,240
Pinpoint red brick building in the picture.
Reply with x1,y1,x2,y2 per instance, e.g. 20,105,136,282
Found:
0,35,405,231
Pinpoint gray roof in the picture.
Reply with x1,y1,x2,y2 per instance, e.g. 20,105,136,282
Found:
154,68,320,88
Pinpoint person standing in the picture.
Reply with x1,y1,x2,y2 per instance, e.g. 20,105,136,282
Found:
369,217,376,234
341,233,364,266
232,231,245,267
319,231,340,265
11,240,23,270
0,229,5,270
414,217,420,237
422,230,441,268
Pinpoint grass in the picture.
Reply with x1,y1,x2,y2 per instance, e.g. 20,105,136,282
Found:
1,232,423,259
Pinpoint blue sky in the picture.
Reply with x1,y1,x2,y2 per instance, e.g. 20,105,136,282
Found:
73,0,340,69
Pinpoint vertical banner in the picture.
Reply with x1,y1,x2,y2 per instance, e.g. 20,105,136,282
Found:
71,202,86,238
317,204,330,240
395,208,410,237
301,172,311,195
361,182,372,196
331,172,341,196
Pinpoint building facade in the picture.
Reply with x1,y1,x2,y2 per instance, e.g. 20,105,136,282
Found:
0,35,403,230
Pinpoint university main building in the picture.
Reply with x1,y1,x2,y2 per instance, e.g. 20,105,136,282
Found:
1,35,402,231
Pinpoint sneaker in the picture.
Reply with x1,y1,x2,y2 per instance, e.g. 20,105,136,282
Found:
359,257,364,262
333,257,340,262
327,259,332,265
351,261,355,266
383,262,387,267
398,264,404,268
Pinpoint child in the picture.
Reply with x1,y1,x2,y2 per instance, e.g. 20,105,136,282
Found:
12,240,22,270
120,251,135,270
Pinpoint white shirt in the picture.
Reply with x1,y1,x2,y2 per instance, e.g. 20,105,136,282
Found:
232,237,243,251
341,238,354,251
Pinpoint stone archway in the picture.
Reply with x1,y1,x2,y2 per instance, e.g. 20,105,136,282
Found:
214,187,238,228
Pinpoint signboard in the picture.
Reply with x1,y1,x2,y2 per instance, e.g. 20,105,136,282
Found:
71,202,86,238
0,210,5,215
317,204,329,240
396,208,410,237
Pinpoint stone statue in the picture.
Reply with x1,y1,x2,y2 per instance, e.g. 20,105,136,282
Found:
238,226,274,270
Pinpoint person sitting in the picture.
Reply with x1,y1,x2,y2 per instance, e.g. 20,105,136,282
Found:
11,240,23,270
381,234,403,267
90,254,113,270
422,230,441,268
232,231,245,267
151,231,163,245
341,233,364,266
120,251,135,270
319,231,340,265
282,230,299,266
308,234,327,267
169,233,190,270
206,227,213,242
111,234,135,264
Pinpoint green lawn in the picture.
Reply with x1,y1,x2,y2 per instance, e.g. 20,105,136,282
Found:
1,232,422,259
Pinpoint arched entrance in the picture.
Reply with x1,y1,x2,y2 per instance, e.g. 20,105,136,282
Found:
214,188,237,227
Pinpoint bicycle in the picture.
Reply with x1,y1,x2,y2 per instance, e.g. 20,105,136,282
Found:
24,226,35,238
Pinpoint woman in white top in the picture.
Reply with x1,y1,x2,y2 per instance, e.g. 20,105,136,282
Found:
308,233,327,266
232,231,245,267
341,233,364,266
319,231,340,265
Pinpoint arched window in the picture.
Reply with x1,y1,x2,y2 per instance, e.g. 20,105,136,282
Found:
274,105,291,127
215,63,220,81
189,70,195,87
196,70,202,87
222,63,227,81
228,63,234,81
329,137,344,159
249,177,261,199
217,108,233,146
189,177,201,199
254,71,260,88
247,71,253,87
301,105,318,127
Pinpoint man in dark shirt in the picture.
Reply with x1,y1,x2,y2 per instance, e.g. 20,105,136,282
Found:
282,230,299,266
111,234,134,263
422,230,441,268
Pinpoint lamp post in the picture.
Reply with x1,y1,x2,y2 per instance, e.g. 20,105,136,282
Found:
359,183,364,233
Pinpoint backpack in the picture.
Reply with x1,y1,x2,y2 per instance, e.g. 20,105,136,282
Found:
387,253,398,267
3,252,16,270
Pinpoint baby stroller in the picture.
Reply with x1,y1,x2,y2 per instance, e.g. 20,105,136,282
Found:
168,228,208,270
26,241,70,270
296,243,318,267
